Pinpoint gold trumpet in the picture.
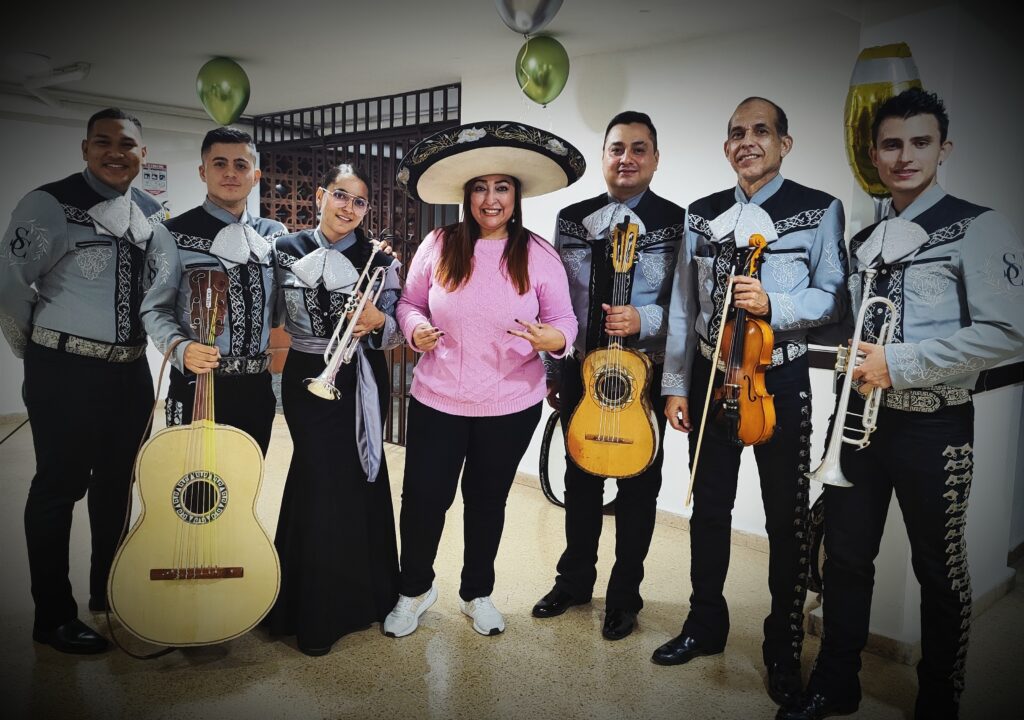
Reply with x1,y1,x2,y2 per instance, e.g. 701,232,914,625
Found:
806,268,897,488
305,238,390,400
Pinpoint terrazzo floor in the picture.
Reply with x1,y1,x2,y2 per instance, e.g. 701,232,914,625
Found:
0,413,1020,720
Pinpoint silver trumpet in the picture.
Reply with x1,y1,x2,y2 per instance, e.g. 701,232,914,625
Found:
806,268,897,487
305,239,390,400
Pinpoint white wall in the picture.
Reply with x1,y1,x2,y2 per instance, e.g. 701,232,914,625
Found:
463,13,863,536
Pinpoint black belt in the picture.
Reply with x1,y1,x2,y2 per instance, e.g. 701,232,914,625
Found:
31,326,146,363
214,353,272,376
883,385,971,413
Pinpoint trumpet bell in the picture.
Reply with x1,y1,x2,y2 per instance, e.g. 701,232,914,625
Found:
304,376,341,400
805,460,853,488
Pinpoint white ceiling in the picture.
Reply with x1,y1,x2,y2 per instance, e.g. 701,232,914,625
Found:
1,1,963,121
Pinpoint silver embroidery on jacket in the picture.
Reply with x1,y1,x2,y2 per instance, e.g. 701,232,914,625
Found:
638,252,673,288
561,249,587,283
774,209,825,235
906,264,952,307
75,246,112,280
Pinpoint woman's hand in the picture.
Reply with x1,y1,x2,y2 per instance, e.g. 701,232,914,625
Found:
348,293,386,338
508,318,566,353
412,322,443,351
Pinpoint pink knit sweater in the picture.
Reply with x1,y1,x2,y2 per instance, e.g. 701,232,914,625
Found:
397,229,577,417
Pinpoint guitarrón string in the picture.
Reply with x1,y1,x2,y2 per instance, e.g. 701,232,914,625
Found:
178,272,221,581
599,224,633,444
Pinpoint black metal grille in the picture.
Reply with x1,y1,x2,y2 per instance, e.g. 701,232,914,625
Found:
254,84,461,445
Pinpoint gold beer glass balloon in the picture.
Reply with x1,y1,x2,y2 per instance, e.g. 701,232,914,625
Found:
844,43,922,198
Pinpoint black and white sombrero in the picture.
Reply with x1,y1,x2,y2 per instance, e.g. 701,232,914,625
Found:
397,121,586,204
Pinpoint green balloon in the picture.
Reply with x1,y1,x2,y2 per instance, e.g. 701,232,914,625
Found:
196,57,250,126
515,36,569,106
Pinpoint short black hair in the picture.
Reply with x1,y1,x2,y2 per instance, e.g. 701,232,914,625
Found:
732,97,789,137
604,111,658,152
201,127,255,158
87,107,142,136
871,87,949,144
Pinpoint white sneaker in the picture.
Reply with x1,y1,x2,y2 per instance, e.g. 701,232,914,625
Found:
383,585,437,638
460,596,505,636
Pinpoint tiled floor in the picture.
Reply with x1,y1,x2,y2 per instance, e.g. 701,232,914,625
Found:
0,413,1020,719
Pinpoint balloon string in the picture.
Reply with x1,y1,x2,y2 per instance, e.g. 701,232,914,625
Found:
519,36,531,95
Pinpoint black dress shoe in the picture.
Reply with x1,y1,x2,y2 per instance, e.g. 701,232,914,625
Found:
532,587,589,618
775,692,858,720
298,644,332,657
767,662,803,707
32,618,109,654
601,608,637,640
650,633,723,666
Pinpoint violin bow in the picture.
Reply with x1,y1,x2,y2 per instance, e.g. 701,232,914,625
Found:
683,234,766,507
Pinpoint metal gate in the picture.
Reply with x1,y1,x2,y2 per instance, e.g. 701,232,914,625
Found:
253,84,461,445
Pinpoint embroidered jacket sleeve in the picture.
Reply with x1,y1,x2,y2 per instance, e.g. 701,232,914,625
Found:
884,211,1024,390
661,210,699,397
632,215,683,343
140,224,192,371
260,220,287,334
765,198,847,334
0,191,68,358
396,230,437,352
365,256,405,352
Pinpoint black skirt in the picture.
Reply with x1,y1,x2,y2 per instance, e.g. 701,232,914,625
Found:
264,348,399,650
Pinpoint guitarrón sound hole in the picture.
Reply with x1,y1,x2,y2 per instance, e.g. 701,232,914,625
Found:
182,480,220,515
172,470,229,525
595,368,634,408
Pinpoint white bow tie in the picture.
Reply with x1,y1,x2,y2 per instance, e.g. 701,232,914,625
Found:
291,247,360,291
209,223,272,269
87,195,154,249
582,202,647,241
855,218,930,271
709,202,778,247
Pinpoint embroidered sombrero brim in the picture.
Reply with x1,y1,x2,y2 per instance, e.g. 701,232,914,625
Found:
397,121,586,204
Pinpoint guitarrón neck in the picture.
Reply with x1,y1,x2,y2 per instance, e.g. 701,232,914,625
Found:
192,372,215,424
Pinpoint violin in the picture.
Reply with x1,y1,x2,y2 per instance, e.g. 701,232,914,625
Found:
712,234,776,446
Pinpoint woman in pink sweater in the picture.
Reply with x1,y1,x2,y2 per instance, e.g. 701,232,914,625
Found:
384,122,585,638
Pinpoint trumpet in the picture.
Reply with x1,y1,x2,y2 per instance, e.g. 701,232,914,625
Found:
305,239,390,400
806,268,897,488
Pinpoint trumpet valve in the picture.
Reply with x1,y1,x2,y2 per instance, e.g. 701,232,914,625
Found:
835,345,850,374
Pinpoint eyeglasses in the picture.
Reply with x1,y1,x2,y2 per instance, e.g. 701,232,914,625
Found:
321,187,370,213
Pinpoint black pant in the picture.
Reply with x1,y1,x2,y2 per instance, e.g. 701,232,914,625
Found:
809,402,974,719
553,354,668,612
22,342,153,631
166,367,276,455
398,397,542,601
683,353,812,667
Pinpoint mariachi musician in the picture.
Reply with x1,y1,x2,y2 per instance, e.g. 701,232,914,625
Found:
0,109,164,653
264,163,404,657
533,111,685,642
142,127,286,455
783,88,1024,720
657,97,847,710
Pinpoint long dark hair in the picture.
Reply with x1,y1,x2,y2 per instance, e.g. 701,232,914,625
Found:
435,176,532,295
